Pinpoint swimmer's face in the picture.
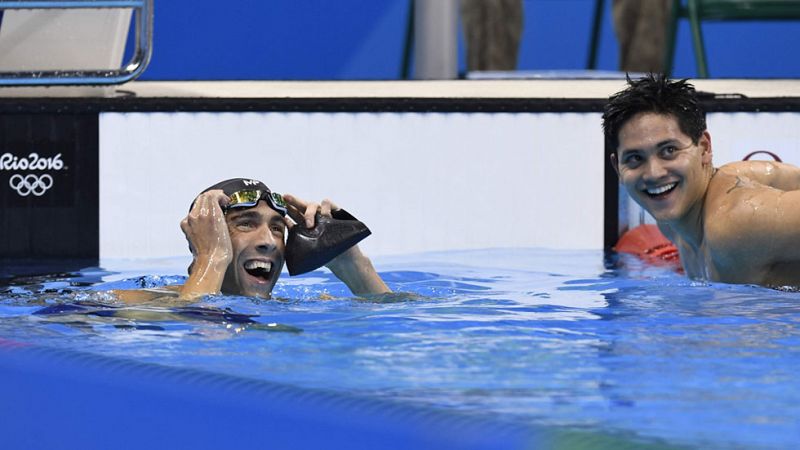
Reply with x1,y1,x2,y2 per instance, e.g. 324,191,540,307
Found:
613,112,712,224
221,201,286,298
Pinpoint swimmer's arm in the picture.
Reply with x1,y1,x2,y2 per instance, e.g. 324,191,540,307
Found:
178,189,233,300
110,265,225,303
109,286,182,304
325,245,391,296
178,256,229,300
720,161,800,191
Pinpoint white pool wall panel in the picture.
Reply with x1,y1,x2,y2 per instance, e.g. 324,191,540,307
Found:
99,111,605,260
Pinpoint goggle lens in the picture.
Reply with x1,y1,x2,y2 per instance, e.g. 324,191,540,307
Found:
270,192,287,210
228,190,261,209
227,189,287,216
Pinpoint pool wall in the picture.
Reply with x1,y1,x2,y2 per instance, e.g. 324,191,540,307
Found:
98,110,604,259
95,83,800,260
2,80,800,264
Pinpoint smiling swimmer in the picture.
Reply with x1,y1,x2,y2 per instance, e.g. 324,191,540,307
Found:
603,74,800,288
114,178,389,302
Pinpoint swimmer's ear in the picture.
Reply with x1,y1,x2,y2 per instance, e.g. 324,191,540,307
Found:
610,153,620,177
700,131,713,165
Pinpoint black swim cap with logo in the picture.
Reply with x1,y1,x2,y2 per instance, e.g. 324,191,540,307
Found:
193,178,287,216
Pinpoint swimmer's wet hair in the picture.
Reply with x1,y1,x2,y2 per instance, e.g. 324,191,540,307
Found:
602,73,706,154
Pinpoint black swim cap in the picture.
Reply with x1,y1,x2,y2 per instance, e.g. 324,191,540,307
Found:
201,178,268,196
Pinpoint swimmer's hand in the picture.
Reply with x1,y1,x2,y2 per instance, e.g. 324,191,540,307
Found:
282,193,337,229
283,193,391,296
179,189,232,299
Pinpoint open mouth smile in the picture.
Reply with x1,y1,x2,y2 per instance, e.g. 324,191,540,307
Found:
243,259,274,283
643,182,677,198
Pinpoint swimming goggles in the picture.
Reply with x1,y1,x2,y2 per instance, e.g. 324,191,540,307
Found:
226,189,288,216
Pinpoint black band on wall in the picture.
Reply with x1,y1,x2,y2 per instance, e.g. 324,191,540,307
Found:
603,141,618,252
0,114,99,263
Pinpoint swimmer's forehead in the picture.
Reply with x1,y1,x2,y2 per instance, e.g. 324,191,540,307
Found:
619,138,687,153
617,114,692,151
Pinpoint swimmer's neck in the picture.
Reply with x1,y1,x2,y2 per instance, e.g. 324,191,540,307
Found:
659,194,708,253
660,204,713,283
659,168,717,251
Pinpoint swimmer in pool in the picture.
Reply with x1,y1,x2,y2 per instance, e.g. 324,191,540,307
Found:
603,74,800,288
115,178,390,302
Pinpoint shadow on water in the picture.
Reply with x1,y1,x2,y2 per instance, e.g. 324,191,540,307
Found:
0,258,103,287
28,301,302,334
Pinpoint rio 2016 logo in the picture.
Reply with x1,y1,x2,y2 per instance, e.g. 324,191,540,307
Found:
1,152,66,197
9,174,53,197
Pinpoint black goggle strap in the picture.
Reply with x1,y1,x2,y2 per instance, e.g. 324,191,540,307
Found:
227,189,287,216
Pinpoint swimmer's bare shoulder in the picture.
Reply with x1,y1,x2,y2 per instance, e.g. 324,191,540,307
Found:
703,170,764,267
705,169,780,252
704,163,800,285
717,160,800,191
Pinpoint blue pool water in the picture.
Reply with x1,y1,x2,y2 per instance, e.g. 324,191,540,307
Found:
1,248,799,449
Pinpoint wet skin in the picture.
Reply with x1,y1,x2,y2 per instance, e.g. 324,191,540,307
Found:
612,112,713,229
220,202,286,298
612,112,715,280
113,189,390,303
612,112,800,287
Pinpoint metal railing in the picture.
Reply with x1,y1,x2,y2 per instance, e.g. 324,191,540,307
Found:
0,0,153,85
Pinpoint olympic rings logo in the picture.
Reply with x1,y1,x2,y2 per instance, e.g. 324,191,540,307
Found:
9,174,54,197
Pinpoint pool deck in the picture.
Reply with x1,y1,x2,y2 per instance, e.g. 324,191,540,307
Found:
1,79,799,99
